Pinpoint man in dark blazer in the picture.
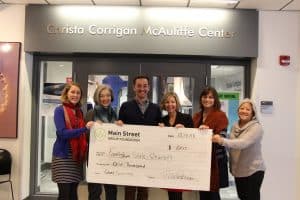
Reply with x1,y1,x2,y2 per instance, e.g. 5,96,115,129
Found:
119,75,162,200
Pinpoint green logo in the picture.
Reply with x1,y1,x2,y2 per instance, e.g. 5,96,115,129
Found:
94,128,106,141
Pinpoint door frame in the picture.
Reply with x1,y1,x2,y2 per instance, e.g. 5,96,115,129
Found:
29,54,251,199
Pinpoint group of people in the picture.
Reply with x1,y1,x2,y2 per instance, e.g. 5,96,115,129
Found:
51,75,265,200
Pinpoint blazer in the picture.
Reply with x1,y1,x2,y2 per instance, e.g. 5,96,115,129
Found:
162,111,193,192
162,111,193,128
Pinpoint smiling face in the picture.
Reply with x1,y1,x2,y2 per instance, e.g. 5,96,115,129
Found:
67,85,81,105
164,96,177,114
201,91,215,110
133,78,150,101
238,102,254,124
99,88,112,108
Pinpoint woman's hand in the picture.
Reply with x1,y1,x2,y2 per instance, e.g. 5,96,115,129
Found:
212,134,224,145
86,121,94,129
198,125,209,129
115,120,124,126
158,123,165,127
175,124,184,128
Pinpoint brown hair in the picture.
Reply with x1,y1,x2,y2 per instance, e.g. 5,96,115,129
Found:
60,82,83,106
133,75,150,85
199,86,221,111
160,92,181,111
93,84,114,105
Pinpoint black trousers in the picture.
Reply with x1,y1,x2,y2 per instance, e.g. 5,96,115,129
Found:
125,186,148,200
168,191,182,200
88,183,117,200
235,171,265,200
57,183,79,200
199,191,220,200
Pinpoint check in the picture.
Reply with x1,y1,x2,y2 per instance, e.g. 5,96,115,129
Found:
86,123,212,191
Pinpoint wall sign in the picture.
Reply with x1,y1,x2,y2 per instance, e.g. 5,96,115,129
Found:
25,5,258,57
260,101,273,114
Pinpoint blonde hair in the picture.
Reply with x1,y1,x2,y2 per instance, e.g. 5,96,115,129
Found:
93,84,114,105
160,92,181,111
60,82,83,106
238,98,258,121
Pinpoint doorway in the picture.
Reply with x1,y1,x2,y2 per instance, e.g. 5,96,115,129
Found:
31,54,250,199
74,58,207,115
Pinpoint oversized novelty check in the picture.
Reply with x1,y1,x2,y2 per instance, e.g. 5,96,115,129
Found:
86,123,212,191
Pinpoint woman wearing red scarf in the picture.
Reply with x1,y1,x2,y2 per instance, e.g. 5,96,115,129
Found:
51,83,94,200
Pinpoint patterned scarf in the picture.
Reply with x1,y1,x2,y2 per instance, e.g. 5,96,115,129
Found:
94,105,117,123
63,102,87,163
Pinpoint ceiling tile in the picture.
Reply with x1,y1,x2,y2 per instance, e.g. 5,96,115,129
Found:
283,0,300,10
94,0,139,6
237,0,289,10
47,0,93,5
142,0,188,7
2,0,47,3
190,0,238,8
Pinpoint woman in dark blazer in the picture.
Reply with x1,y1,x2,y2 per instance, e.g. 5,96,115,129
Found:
193,86,229,200
159,92,194,200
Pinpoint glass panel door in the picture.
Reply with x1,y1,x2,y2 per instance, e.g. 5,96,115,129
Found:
211,65,245,132
37,61,73,194
211,64,245,200
141,63,207,115
87,75,128,113
74,59,140,113
152,76,195,115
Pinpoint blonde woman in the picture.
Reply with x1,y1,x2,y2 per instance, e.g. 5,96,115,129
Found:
159,92,193,200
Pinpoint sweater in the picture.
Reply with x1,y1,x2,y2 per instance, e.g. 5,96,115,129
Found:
52,105,88,158
222,119,266,177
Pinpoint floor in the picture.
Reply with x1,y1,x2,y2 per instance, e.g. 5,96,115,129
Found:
40,169,239,200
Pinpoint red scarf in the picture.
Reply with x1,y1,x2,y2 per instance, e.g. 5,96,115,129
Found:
63,102,87,163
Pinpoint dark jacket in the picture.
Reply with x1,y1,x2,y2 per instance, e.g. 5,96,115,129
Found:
119,100,161,126
162,111,194,192
162,111,194,128
193,110,229,191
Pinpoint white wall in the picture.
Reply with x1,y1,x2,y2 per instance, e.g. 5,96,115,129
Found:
0,4,32,200
253,11,300,200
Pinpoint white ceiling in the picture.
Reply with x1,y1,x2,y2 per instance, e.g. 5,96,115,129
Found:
0,0,299,11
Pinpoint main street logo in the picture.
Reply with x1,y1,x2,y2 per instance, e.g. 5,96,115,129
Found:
94,128,106,141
